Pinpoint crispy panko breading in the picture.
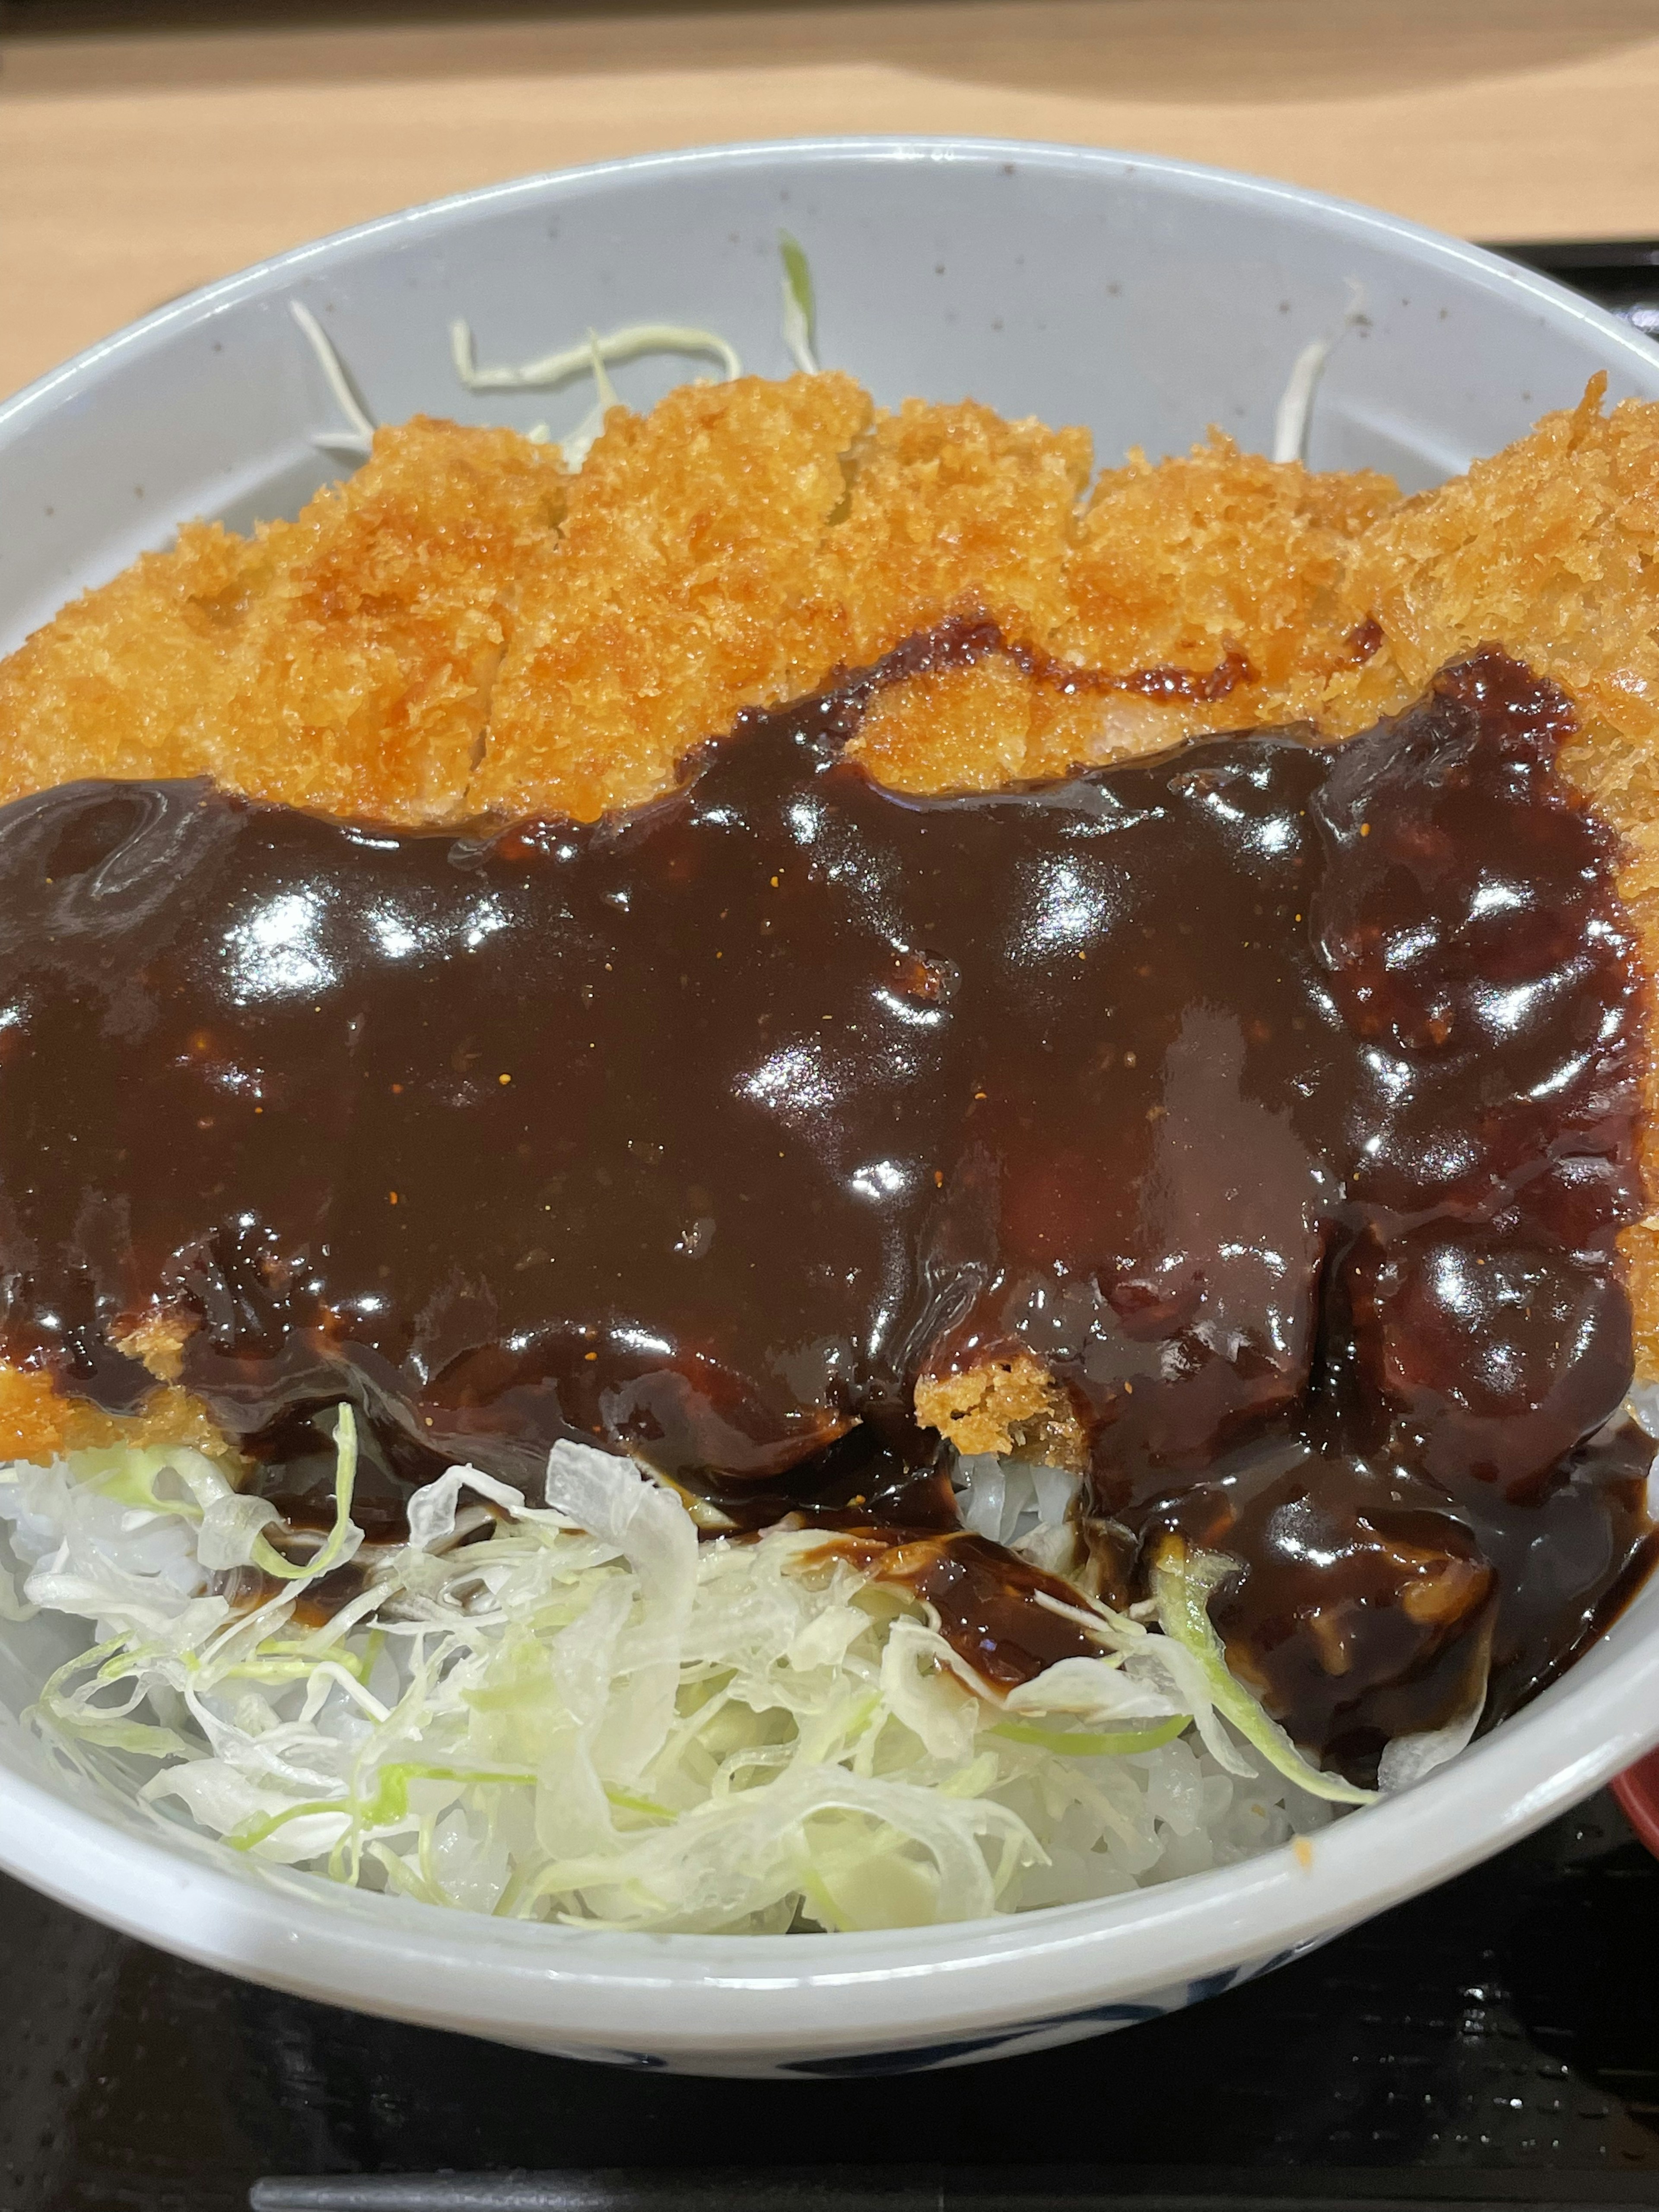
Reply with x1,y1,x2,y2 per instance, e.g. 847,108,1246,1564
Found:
1322,377,1659,745
912,1354,1088,1475
0,418,565,824
849,432,1399,793
0,1363,238,1469
799,396,1092,669
0,518,256,800
475,374,872,820
1070,433,1397,686
215,418,566,822
5,369,1659,1435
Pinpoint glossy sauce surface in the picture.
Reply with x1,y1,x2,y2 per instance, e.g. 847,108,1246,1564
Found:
0,639,1649,1778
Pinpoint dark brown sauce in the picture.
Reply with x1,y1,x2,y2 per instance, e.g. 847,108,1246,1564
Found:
793,1525,1100,1691
0,637,1649,1780
878,1533,1103,1689
842,611,1254,710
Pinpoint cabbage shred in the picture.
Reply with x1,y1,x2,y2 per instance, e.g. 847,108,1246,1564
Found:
0,1434,1340,1932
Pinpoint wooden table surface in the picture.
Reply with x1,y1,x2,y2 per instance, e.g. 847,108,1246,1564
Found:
5,0,1659,403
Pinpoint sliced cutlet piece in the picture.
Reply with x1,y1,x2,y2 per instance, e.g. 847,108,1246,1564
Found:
799,395,1092,674
474,373,872,822
0,518,260,805
0,418,565,824
849,431,1399,796
212,418,565,823
1324,377,1659,750
806,395,1089,798
1065,431,1398,693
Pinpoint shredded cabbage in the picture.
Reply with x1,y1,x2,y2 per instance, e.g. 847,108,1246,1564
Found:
289,295,745,475
1150,1535,1376,1807
1375,1620,1492,1792
289,301,377,461
294,237,824,476
448,318,742,394
448,315,741,469
779,232,819,375
1270,278,1366,464
0,1437,1339,1931
553,334,624,473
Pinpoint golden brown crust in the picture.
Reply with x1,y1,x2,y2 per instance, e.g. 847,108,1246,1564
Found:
0,418,566,825
1319,377,1659,739
1069,434,1398,683
0,1363,241,1468
846,430,1401,795
0,1365,76,1464
111,1310,195,1385
0,518,258,803
913,1353,1088,1473
476,374,872,821
796,396,1093,676
216,418,567,823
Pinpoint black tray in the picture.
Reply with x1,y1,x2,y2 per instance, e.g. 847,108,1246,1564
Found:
1487,241,1659,339
4,243,1659,2212
3,1792,1656,2211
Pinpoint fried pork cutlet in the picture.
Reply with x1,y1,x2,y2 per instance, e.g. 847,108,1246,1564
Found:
474,372,872,820
0,419,565,825
848,426,1399,795
0,373,1657,1500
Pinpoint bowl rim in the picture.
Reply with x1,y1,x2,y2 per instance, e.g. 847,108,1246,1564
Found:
3,131,1659,2057
5,1608,1658,2053
8,130,1659,436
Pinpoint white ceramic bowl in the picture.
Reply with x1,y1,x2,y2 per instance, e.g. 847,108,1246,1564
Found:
3,137,1659,2080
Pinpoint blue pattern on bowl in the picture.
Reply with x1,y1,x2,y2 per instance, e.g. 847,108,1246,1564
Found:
562,1943,1319,2076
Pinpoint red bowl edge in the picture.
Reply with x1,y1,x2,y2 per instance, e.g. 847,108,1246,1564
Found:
1611,1749,1659,1857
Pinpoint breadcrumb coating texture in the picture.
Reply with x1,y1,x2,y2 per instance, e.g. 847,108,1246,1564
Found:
1324,378,1659,736
0,1365,240,1468
0,418,565,823
216,417,566,822
795,397,1092,674
849,433,1400,794
475,374,872,821
0,520,259,803
481,389,1101,814
1068,435,1398,685
914,1353,1088,1472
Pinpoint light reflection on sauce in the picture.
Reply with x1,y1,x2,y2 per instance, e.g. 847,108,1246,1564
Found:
0,635,1648,1780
